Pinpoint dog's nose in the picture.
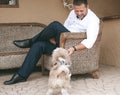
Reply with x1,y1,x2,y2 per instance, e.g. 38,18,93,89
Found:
61,61,65,64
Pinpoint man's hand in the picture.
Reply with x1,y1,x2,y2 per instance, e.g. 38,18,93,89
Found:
67,43,86,55
49,38,56,45
67,47,75,55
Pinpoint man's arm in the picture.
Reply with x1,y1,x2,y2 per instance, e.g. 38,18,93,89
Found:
68,43,86,55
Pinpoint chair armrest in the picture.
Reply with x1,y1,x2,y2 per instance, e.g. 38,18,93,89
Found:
60,32,86,48
60,26,102,48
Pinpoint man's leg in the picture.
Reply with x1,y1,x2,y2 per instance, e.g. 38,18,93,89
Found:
18,41,56,79
17,41,46,79
13,21,70,48
4,41,56,85
31,21,70,42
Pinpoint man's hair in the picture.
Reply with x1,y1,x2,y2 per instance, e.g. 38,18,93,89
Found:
73,0,88,6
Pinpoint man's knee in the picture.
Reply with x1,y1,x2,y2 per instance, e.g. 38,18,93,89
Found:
50,21,62,26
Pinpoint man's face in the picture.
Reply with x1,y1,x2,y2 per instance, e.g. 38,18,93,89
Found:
73,4,88,19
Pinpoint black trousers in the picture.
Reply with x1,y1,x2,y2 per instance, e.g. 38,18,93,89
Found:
18,21,70,79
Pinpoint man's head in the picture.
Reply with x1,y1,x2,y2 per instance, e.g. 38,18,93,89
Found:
73,0,88,19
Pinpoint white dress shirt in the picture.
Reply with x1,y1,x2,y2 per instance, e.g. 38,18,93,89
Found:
64,9,100,49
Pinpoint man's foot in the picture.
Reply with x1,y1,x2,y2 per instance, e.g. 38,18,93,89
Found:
4,73,26,85
13,39,31,48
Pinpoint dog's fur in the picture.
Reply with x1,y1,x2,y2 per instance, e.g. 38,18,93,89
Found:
46,48,72,95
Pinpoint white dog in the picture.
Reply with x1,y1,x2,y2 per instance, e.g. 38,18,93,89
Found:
46,48,72,95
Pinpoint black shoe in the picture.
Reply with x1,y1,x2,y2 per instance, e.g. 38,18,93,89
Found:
4,73,26,85
13,39,31,48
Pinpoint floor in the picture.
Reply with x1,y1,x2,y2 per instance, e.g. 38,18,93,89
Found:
0,64,120,95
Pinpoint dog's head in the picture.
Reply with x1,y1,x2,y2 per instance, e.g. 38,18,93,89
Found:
52,57,70,70
51,48,72,68
51,57,71,79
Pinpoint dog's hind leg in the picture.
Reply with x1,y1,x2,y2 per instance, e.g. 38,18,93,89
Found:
46,88,53,95
61,88,70,95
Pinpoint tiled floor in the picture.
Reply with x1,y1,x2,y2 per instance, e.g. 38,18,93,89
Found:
0,64,120,95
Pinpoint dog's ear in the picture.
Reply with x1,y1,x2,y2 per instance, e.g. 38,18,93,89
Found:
53,63,57,66
50,62,54,68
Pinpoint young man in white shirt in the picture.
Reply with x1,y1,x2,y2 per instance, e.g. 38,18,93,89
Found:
4,0,100,85
65,0,99,55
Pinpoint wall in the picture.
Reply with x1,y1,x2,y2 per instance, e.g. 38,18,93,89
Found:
89,0,120,18
100,19,120,67
89,0,120,67
0,0,69,25
0,0,120,25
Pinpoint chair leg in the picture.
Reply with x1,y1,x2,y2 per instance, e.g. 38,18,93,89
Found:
90,70,99,79
41,55,50,75
41,55,45,75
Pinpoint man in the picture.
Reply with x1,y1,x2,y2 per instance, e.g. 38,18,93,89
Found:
4,0,99,85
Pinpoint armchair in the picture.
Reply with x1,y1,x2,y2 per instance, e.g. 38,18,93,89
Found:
42,21,103,79
60,32,102,78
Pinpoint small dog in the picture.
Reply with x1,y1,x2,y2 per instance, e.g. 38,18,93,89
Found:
46,48,72,95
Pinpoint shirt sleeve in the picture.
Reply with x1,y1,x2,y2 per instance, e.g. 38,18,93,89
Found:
63,10,74,29
81,18,100,49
